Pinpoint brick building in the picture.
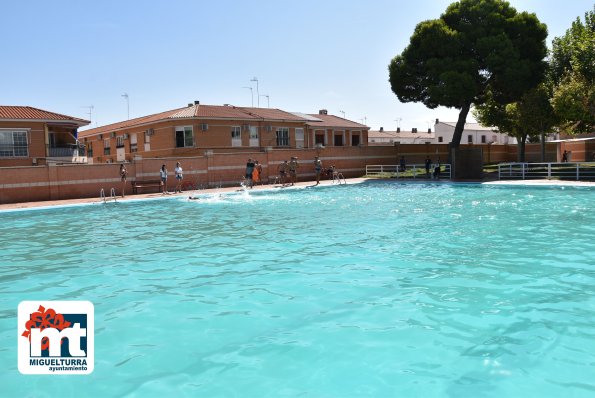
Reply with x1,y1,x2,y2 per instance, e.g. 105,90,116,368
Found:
0,106,89,167
78,103,369,163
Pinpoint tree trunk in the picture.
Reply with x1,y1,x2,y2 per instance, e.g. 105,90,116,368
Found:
450,102,471,149
518,135,527,162
540,133,546,162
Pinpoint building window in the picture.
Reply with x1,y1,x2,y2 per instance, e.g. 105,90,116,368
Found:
351,134,360,146
130,133,138,153
103,138,111,155
87,143,93,157
276,128,289,146
438,137,443,143
176,126,193,148
116,136,125,148
334,134,344,146
231,126,241,147
467,135,473,143
295,128,304,148
0,130,28,157
481,135,486,143
315,133,325,145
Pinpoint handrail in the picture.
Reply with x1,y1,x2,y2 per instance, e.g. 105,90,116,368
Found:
99,188,106,203
498,162,595,181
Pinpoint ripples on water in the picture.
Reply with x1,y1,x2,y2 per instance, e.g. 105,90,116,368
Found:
1,181,594,397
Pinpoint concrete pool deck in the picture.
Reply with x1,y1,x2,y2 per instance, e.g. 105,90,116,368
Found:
1,177,594,212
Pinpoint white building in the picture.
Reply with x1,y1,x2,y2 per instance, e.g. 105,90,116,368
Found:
434,120,516,145
368,127,435,145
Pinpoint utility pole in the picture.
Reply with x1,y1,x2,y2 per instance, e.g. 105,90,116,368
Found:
121,93,129,120
260,94,270,108
250,77,259,107
242,87,253,107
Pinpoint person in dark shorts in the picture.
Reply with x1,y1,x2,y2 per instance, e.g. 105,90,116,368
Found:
245,158,255,188
278,160,288,185
119,164,128,197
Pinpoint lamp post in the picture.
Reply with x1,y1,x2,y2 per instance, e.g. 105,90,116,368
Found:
242,87,253,107
250,77,259,107
260,94,270,108
121,93,129,120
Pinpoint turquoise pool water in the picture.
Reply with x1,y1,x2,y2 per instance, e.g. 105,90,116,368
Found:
1,181,595,397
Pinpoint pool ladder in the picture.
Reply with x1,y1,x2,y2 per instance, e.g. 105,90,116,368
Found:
100,188,118,203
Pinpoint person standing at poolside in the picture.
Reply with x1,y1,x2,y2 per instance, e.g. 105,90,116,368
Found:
252,160,262,186
314,156,322,185
425,156,432,178
174,162,183,193
245,158,255,188
278,160,288,185
119,164,128,197
399,156,406,172
288,156,299,186
160,164,168,194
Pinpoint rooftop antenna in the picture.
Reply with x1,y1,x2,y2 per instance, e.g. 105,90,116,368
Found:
121,93,129,120
242,87,253,107
339,110,345,118
81,105,94,122
260,94,270,108
250,77,259,107
394,118,402,129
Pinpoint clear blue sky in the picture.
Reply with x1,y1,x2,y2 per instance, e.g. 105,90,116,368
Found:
1,0,592,131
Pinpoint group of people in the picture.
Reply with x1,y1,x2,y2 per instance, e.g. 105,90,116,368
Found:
425,156,441,179
118,161,184,198
159,162,184,194
276,156,300,186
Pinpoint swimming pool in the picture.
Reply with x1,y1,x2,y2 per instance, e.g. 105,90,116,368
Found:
1,181,594,397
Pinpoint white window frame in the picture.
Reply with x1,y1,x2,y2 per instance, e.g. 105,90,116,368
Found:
0,129,28,157
175,126,194,148
103,138,111,155
276,127,289,147
231,126,242,146
295,128,304,148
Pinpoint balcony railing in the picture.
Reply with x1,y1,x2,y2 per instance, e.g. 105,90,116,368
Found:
48,145,85,157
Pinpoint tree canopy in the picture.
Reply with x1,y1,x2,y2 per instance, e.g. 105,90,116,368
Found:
388,0,548,148
550,6,595,133
474,84,557,161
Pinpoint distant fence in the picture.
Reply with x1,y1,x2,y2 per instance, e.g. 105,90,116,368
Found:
366,164,451,179
498,162,595,180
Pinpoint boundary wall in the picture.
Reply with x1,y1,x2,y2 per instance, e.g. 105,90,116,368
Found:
0,143,555,204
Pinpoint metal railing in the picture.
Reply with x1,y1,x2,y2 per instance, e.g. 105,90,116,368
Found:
366,164,451,180
498,162,595,181
48,145,85,157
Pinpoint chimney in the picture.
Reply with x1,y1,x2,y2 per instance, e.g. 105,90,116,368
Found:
397,127,400,133
188,103,193,107
428,128,431,133
194,100,200,105
412,128,417,133
435,118,439,124
319,109,328,115
380,127,384,132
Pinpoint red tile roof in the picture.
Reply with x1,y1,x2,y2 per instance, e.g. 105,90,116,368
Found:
77,103,367,138
0,106,89,125
306,114,368,129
